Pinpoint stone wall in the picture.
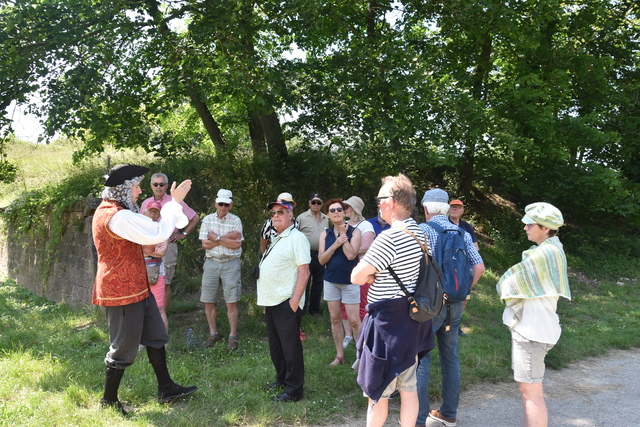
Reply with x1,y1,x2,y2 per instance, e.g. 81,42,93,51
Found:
0,197,101,308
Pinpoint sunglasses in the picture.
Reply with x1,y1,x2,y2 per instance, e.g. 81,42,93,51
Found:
152,182,167,187
328,208,343,213
311,200,322,205
218,202,230,207
270,209,288,217
375,195,392,205
524,223,538,229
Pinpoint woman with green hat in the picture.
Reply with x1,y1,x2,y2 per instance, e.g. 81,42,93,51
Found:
496,202,571,427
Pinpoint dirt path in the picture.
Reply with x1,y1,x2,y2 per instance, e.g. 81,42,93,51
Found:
320,348,640,426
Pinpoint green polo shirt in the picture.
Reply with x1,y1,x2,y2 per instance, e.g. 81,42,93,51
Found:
257,225,311,309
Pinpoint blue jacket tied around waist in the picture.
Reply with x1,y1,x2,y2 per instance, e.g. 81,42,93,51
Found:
356,297,434,402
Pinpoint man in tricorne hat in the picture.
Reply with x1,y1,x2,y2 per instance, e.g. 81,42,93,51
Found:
296,192,328,317
199,189,244,350
92,164,197,415
257,197,310,402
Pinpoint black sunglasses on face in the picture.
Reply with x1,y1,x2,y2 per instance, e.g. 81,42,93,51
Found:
311,200,322,205
328,208,343,213
218,202,230,207
375,196,392,205
152,182,167,187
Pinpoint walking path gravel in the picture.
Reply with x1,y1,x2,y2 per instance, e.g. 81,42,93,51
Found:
321,347,640,426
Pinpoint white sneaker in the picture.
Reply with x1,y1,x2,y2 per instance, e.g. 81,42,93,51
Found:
351,358,360,371
342,335,354,349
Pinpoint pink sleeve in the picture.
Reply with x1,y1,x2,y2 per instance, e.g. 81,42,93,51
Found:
180,201,197,220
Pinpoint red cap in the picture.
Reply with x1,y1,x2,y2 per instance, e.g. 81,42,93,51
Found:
147,201,162,211
450,199,464,207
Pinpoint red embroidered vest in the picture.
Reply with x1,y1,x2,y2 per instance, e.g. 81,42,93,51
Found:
92,200,149,306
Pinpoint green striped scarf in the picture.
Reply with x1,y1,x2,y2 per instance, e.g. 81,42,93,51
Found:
496,236,571,321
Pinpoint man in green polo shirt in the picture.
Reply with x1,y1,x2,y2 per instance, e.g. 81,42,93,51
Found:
257,198,310,402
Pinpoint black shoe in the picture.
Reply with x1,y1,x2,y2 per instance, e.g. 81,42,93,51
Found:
272,391,303,402
158,382,198,403
263,381,285,391
100,398,131,416
458,329,467,337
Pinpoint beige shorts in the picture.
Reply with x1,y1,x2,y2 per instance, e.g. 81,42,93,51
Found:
364,356,418,399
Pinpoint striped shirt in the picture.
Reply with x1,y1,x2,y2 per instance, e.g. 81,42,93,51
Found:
362,218,427,303
260,217,299,241
199,212,243,258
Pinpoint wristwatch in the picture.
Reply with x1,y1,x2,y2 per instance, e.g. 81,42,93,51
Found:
215,236,221,243
181,231,188,236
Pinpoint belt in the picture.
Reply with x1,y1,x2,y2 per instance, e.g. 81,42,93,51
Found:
207,256,239,263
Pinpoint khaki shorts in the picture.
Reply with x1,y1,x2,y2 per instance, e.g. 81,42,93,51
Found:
511,329,554,383
364,357,418,399
200,258,242,304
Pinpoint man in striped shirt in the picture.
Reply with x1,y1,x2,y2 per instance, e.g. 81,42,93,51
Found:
352,174,434,427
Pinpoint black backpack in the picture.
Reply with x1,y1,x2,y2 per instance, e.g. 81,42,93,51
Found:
387,228,446,323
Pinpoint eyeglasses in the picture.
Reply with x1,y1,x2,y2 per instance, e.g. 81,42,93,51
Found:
218,203,230,207
311,200,322,205
270,209,288,217
524,224,538,229
152,182,167,187
450,206,463,210
375,196,392,205
328,208,343,213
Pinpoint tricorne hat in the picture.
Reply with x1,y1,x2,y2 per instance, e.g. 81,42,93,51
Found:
104,164,150,187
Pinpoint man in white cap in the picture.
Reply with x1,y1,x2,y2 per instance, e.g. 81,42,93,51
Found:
199,189,244,350
93,164,197,415
415,188,485,427
141,172,200,313
260,192,299,255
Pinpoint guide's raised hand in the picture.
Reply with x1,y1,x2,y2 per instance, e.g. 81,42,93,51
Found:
170,179,192,204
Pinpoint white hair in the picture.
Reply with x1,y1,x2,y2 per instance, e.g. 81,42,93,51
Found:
423,201,450,216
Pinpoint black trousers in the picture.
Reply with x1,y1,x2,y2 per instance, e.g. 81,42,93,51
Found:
265,300,304,394
304,251,325,314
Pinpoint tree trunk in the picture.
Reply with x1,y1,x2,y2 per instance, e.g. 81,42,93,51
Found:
259,111,288,161
146,0,227,150
462,32,493,198
249,114,267,154
190,93,227,149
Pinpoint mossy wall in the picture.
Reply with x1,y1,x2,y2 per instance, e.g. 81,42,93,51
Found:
0,197,101,308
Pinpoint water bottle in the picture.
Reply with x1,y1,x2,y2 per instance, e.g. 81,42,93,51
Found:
186,328,198,350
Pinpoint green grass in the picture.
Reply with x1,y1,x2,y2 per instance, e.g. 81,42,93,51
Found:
2,137,640,425
2,257,640,426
